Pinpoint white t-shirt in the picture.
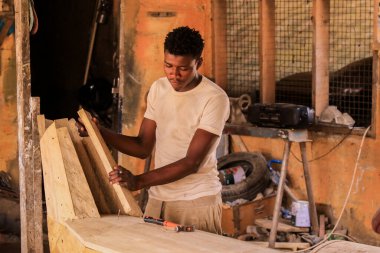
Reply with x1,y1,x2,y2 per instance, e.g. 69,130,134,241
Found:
144,76,230,201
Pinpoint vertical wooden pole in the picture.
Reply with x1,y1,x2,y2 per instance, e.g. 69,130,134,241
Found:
31,97,43,252
14,0,43,252
213,0,227,90
312,0,330,117
259,0,276,104
373,0,379,137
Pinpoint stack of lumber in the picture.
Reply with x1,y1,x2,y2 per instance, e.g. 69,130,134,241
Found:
38,109,142,223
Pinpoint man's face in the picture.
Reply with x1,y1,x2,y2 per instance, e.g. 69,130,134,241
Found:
163,51,201,92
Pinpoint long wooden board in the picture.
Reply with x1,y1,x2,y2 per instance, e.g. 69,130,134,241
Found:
82,137,121,214
255,218,309,233
77,109,142,217
56,127,100,219
54,118,112,214
63,216,281,253
68,119,112,214
40,123,75,221
40,123,100,221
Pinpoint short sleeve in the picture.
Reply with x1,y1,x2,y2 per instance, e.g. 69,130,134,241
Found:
198,93,230,136
144,82,157,121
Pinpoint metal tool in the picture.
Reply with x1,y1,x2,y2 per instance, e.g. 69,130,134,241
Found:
143,216,195,232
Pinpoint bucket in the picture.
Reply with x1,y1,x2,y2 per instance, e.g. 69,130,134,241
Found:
218,165,246,185
291,201,310,227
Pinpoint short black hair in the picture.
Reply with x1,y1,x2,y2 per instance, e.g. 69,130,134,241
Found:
164,26,204,58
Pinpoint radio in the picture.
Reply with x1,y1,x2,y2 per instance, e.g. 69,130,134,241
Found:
246,103,315,129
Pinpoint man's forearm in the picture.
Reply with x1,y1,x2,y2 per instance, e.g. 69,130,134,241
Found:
99,126,151,158
136,157,199,189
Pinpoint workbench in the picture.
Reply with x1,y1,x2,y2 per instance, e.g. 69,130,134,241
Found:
224,123,319,248
50,215,281,253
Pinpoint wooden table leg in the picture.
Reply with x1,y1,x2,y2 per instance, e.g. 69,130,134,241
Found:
269,141,292,248
299,142,319,235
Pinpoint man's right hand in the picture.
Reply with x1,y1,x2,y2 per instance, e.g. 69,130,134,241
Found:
75,117,100,137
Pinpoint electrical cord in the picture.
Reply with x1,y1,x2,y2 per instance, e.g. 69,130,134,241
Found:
291,125,371,253
291,125,354,163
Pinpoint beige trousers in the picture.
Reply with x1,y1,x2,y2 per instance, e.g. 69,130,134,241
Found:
144,193,223,234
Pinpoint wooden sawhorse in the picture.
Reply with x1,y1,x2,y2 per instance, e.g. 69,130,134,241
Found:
268,129,319,248
223,125,319,249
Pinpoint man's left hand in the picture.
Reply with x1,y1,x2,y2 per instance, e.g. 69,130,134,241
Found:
109,166,139,191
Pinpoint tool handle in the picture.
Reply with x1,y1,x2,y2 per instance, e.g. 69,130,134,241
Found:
163,220,180,228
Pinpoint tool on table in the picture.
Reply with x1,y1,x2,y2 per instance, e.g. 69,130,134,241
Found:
143,216,195,232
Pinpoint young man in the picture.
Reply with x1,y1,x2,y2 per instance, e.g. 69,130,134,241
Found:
78,26,230,234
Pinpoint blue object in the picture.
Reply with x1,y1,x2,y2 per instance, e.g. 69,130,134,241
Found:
267,159,283,185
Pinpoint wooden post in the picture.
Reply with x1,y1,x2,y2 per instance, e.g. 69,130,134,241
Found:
31,97,43,252
312,0,330,117
14,0,42,252
259,0,276,104
373,0,379,137
212,0,227,90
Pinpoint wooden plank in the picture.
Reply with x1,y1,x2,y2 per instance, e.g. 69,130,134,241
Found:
77,109,142,217
63,216,281,253
312,0,330,116
259,0,276,104
255,218,309,233
14,0,36,251
37,115,58,222
37,115,46,139
67,119,112,214
47,217,93,253
56,127,100,219
31,97,43,253
82,137,121,214
40,123,76,221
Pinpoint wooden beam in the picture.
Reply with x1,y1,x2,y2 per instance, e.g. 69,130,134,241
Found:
77,109,142,217
212,0,227,90
56,127,100,219
373,0,379,137
14,0,39,251
31,97,43,253
82,137,121,214
312,0,330,117
259,0,276,104
40,123,76,221
40,123,100,221
67,119,112,214
255,218,309,233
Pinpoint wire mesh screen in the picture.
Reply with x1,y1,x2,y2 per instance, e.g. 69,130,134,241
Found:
329,1,373,127
275,1,313,107
226,0,259,99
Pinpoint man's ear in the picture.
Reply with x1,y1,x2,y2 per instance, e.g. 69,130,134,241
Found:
196,57,203,69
